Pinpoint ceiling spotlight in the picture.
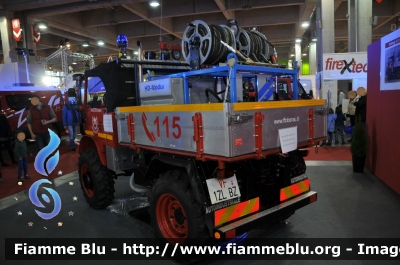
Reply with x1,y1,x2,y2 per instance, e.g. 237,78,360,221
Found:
302,53,307,56
59,40,65,48
149,0,160,7
290,54,295,57
312,38,317,42
301,21,310,28
295,38,302,43
37,21,48,29
64,38,70,49
72,61,77,65
82,41,90,47
134,51,139,55
97,40,105,46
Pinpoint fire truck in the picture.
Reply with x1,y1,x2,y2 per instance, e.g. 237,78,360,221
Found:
77,21,326,244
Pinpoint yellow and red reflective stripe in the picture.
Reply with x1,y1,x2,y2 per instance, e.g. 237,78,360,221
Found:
84,130,113,140
214,198,259,227
280,179,310,202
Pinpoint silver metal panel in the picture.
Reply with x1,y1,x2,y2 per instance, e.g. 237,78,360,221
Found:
117,114,130,144
128,108,228,156
313,101,328,139
139,77,184,105
106,146,136,172
228,105,326,156
188,77,222,104
230,120,256,156
261,107,310,151
201,110,228,156
119,102,326,157
235,74,243,102
218,191,317,232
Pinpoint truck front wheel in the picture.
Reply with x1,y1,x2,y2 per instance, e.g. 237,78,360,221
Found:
150,169,209,245
78,148,115,209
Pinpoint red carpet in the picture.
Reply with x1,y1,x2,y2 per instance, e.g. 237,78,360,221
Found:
0,143,79,199
305,146,352,161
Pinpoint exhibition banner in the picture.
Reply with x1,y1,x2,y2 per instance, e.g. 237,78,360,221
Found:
380,30,400,90
322,53,367,80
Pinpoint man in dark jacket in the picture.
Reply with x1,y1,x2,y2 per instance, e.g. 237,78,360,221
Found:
0,113,17,166
354,87,367,128
63,89,81,151
27,95,57,151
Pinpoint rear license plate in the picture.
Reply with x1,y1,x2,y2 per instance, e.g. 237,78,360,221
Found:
206,175,241,204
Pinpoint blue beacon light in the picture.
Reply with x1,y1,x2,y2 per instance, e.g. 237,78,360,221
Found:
117,34,128,58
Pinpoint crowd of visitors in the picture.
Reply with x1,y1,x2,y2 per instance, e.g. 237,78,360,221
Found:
0,89,81,182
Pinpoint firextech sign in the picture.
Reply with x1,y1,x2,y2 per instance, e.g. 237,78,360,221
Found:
322,52,367,80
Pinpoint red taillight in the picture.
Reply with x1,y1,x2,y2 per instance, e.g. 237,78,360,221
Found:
225,229,236,239
310,193,317,203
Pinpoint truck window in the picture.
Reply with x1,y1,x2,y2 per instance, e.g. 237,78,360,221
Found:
5,94,32,111
87,77,105,107
277,82,290,100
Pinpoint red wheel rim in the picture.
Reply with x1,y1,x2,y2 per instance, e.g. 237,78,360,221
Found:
156,193,188,244
80,164,94,197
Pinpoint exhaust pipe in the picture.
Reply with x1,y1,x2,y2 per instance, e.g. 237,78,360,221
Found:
129,172,150,194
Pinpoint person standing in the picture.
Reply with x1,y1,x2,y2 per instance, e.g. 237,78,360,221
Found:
0,113,17,166
63,89,81,151
14,131,30,181
337,89,345,107
354,87,367,128
321,108,337,146
346,90,357,142
334,106,346,145
27,95,57,151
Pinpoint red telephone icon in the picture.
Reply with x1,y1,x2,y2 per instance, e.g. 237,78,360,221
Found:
142,112,156,142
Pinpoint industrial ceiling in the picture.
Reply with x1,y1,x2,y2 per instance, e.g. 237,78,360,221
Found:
0,0,399,66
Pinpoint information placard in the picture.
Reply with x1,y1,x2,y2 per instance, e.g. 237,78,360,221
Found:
279,126,298,153
103,114,113,132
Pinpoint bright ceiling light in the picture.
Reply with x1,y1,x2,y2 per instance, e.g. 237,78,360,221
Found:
295,38,302,43
312,38,317,42
301,21,310,28
149,0,160,7
37,22,47,29
97,40,105,46
64,38,71,49
72,61,77,65
82,41,90,47
134,51,139,55
302,53,307,56
290,54,295,57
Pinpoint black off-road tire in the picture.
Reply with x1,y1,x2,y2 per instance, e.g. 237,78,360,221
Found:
150,169,210,245
78,148,115,209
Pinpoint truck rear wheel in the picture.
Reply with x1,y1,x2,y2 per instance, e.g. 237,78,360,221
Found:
78,148,115,209
150,169,209,245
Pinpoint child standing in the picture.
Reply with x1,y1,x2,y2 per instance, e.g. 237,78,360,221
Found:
62,89,81,151
15,131,30,181
335,106,346,144
321,108,336,146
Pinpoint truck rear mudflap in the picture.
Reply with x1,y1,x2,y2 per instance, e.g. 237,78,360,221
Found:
213,191,317,240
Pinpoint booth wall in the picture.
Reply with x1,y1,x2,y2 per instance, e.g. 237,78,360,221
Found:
367,39,400,194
